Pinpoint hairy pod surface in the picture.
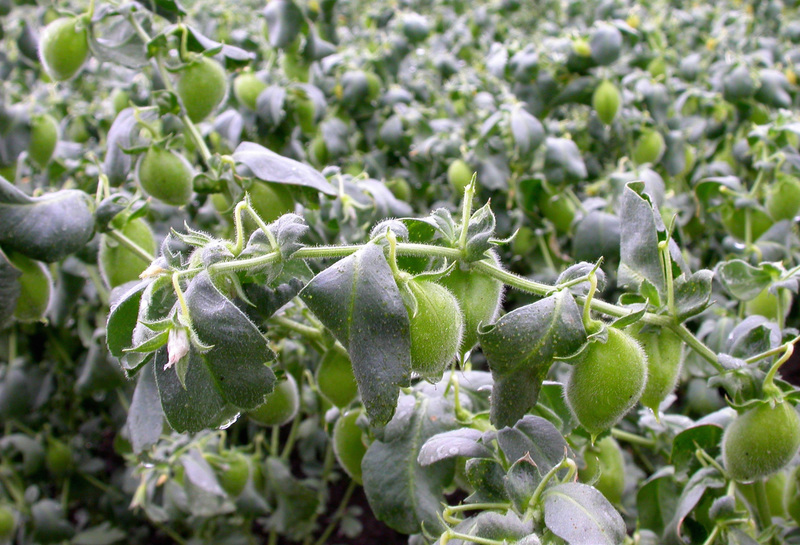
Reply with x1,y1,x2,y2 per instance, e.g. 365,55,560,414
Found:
98,218,156,288
333,409,367,484
407,279,463,380
628,324,683,413
566,327,648,437
592,80,621,125
177,57,228,122
136,147,194,206
247,374,300,427
580,436,625,504
28,114,59,167
723,401,800,482
39,17,89,81
440,258,503,357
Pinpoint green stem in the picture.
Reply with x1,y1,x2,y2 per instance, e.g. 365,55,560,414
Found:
443,502,510,521
229,201,248,256
152,521,188,545
385,231,406,281
180,237,721,367
107,228,155,263
472,259,554,295
269,316,324,342
0,465,26,510
208,250,281,274
701,525,720,545
528,458,572,512
85,266,110,306
444,532,504,545
172,273,190,319
396,243,463,260
762,342,795,395
450,373,470,421
81,472,126,500
179,24,190,61
582,270,598,329
128,14,213,166
311,480,358,545
669,324,722,371
537,233,556,271
746,337,800,364
753,479,773,530
745,208,753,249
696,448,726,475
280,415,301,461
611,428,656,448
270,426,280,458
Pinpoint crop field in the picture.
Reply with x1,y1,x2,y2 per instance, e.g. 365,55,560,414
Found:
2,0,800,543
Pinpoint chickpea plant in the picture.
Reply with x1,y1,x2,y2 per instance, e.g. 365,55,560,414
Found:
3,0,800,543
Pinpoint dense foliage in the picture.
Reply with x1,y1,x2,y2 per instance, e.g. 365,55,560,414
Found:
2,0,800,543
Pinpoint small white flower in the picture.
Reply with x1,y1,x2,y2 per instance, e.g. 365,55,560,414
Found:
166,327,190,369
139,262,167,279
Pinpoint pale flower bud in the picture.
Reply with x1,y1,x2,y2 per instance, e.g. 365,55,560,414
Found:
166,327,190,369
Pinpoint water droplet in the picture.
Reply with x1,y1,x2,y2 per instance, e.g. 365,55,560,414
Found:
216,412,242,430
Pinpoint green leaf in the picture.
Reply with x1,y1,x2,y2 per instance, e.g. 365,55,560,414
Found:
510,107,545,156
263,0,304,49
362,393,457,535
265,457,321,540
573,211,621,263
417,428,493,466
183,271,277,409
31,499,75,543
104,108,158,186
543,482,626,545
0,247,21,329
89,5,149,68
123,276,176,372
670,424,724,477
154,347,230,433
123,329,169,353
544,137,587,184
674,270,714,321
463,202,497,261
181,449,235,517
0,104,30,167
715,260,779,301
300,242,411,425
106,280,149,358
443,511,534,545
479,291,586,427
636,466,678,536
126,363,163,454
76,332,126,395
465,458,509,504
0,178,95,263
256,86,287,128
234,142,336,196
504,455,542,513
182,449,226,497
71,522,127,545
183,25,254,69
618,183,666,298
496,415,568,472
725,315,781,359
662,467,725,545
